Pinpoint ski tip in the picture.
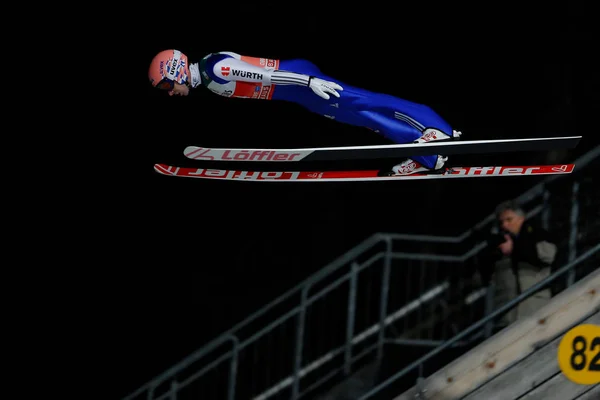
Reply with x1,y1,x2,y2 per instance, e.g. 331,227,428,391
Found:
183,146,208,160
154,163,178,175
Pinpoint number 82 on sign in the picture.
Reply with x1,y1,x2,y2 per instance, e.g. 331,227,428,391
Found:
557,324,600,385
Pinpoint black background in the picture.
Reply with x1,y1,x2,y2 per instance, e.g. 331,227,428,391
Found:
83,3,599,398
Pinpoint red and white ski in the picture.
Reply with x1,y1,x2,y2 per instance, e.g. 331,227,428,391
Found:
182,136,581,163
153,164,575,182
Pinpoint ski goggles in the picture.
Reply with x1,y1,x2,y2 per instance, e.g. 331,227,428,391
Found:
155,78,176,91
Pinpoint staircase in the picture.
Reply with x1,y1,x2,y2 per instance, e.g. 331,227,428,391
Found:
381,261,600,400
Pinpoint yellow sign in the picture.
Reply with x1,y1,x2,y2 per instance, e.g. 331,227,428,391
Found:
557,323,600,385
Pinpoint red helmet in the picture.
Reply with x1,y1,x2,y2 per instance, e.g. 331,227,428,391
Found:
148,49,189,91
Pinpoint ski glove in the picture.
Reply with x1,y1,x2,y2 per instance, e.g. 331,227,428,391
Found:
308,77,343,100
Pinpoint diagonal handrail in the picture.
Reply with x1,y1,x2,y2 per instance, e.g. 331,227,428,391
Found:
121,234,386,399
122,334,239,400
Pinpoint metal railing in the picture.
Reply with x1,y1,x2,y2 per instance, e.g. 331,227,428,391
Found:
358,243,600,400
123,235,490,400
122,144,600,400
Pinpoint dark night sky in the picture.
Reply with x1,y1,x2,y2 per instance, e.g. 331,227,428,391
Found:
84,4,599,399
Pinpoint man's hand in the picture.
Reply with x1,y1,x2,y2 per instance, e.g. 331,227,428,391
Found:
308,77,343,100
498,233,514,256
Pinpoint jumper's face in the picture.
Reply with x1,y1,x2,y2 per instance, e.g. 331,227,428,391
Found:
168,82,190,96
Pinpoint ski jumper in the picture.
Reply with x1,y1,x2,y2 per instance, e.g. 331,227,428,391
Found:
194,52,454,169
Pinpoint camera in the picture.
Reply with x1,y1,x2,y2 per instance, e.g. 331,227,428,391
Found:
488,232,509,247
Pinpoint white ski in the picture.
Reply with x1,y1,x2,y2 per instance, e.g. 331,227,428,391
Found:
183,136,581,163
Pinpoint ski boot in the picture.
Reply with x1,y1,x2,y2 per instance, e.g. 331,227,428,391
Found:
414,128,462,144
386,155,449,176
380,128,461,176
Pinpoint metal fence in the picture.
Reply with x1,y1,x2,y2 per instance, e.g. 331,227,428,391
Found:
358,243,600,400
122,145,599,400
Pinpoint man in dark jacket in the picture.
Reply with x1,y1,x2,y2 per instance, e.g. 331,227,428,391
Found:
484,200,558,326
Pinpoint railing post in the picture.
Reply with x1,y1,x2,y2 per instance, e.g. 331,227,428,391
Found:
147,385,154,400
345,262,359,375
377,237,392,360
542,187,551,231
292,286,309,399
170,380,178,400
483,281,495,338
568,181,580,286
228,336,239,400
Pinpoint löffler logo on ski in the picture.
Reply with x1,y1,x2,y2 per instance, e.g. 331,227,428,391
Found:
450,165,574,175
184,169,301,180
184,147,307,161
